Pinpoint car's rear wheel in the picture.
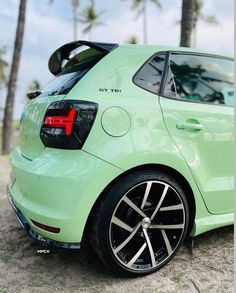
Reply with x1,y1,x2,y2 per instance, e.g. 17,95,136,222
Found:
90,170,189,277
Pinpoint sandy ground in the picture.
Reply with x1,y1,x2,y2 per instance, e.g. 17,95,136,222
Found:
0,155,233,293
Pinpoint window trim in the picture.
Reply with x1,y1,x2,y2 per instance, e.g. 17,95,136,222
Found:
132,51,168,95
160,51,234,108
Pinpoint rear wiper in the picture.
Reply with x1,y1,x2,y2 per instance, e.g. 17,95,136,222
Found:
27,91,41,100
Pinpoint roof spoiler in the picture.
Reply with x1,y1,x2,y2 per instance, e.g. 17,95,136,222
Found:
48,40,118,75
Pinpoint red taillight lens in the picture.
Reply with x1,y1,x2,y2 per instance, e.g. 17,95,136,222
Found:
44,108,76,136
31,220,60,233
40,100,98,149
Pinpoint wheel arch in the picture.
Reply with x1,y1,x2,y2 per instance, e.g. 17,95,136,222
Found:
82,163,196,245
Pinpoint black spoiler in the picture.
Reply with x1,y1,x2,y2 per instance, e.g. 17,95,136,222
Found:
48,40,118,75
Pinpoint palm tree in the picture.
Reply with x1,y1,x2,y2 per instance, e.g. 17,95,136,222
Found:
0,47,8,121
124,0,161,44
180,0,195,47
126,35,139,44
23,80,41,104
192,0,219,48
79,0,105,41
2,0,27,154
0,47,8,89
72,0,80,40
27,80,41,92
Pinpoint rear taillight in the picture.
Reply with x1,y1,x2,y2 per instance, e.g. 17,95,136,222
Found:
44,108,76,136
40,100,98,149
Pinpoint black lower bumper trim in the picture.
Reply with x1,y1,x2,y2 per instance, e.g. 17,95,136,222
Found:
7,187,81,250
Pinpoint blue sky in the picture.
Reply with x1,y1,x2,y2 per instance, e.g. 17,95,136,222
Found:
0,0,234,119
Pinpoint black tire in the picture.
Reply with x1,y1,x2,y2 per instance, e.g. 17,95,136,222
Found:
89,169,189,277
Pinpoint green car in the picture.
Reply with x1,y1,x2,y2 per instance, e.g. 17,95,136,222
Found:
8,41,234,276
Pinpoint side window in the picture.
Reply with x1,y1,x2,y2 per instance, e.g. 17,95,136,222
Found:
164,54,234,106
133,54,166,94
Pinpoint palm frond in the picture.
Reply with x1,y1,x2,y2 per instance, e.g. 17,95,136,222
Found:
80,0,106,35
78,18,90,24
131,0,142,9
93,21,104,27
194,0,203,17
97,9,106,17
202,15,220,25
150,0,161,8
135,6,144,19
83,24,93,33
126,35,139,44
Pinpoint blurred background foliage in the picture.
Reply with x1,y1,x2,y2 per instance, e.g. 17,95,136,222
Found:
0,0,233,153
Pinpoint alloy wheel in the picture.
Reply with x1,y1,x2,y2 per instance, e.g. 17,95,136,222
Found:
109,180,186,271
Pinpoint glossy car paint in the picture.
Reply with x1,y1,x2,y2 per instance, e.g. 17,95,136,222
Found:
160,97,233,215
9,44,233,245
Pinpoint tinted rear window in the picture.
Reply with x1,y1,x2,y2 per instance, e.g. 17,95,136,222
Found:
39,54,103,98
133,54,166,94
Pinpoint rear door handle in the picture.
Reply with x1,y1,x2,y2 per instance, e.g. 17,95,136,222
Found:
176,122,204,131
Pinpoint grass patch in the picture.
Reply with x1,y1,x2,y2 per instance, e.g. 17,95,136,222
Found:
0,252,11,264
0,289,9,293
171,273,183,284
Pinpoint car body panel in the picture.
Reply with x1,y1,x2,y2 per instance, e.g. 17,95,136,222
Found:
9,44,234,246
192,212,233,236
159,97,234,215
10,147,122,242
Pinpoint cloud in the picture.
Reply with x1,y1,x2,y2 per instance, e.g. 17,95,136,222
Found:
0,0,233,119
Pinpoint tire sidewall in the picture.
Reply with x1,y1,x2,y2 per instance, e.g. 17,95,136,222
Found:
95,170,189,277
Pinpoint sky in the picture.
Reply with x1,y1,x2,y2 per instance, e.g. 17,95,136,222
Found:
0,0,234,119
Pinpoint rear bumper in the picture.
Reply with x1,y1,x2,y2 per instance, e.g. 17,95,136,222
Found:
7,186,81,249
9,147,122,243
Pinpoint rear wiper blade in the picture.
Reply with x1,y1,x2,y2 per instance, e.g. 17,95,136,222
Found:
27,91,41,100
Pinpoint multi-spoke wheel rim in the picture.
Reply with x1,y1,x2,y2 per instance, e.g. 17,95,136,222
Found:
109,180,186,271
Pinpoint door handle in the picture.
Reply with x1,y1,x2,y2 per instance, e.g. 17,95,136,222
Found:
176,122,203,131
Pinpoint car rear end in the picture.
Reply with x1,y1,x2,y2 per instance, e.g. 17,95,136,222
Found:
8,41,123,246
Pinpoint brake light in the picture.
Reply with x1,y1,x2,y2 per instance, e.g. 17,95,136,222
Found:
40,100,98,149
44,108,76,136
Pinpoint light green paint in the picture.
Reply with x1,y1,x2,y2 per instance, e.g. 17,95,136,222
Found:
10,44,234,244
159,97,234,214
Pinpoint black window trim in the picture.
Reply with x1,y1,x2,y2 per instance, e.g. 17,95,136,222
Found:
132,51,168,96
159,50,234,108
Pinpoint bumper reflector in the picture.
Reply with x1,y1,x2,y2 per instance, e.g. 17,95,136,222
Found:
31,220,60,234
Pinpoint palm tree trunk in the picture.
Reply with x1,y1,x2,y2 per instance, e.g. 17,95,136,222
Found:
89,29,92,41
180,0,194,47
142,0,148,44
72,0,78,40
192,16,198,48
2,0,27,154
72,5,77,40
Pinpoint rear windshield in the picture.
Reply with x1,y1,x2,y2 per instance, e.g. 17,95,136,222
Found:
39,50,104,98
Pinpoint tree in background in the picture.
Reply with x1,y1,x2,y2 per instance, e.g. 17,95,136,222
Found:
72,0,80,40
0,47,8,89
2,0,27,154
192,0,219,48
27,80,41,92
180,0,195,47
126,35,139,44
79,0,105,40
124,0,161,44
50,0,80,40
0,47,8,121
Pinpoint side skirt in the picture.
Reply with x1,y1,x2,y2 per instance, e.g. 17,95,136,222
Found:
191,212,234,237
